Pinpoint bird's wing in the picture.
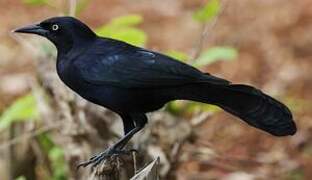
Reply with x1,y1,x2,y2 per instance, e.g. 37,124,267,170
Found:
75,44,229,89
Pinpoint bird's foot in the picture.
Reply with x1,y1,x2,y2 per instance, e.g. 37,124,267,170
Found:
77,148,137,169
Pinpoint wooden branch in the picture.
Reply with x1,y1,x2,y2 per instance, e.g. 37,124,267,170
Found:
130,157,160,180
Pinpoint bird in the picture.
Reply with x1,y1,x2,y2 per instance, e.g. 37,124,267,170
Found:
14,16,296,168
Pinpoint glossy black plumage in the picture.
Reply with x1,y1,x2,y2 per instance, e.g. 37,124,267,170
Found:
14,16,297,168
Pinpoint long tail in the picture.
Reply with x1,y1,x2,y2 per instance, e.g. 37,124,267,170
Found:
180,84,297,136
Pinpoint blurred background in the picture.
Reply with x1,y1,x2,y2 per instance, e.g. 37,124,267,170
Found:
0,0,311,179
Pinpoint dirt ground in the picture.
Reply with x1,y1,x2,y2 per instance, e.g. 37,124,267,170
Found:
1,0,312,179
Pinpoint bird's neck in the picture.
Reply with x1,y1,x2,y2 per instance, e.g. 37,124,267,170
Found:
55,41,73,55
57,36,95,57
55,30,96,55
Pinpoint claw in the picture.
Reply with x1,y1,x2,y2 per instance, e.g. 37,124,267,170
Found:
76,148,138,169
76,152,107,169
77,160,92,169
91,155,108,168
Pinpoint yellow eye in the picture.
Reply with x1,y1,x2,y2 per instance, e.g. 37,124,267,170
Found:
52,24,59,31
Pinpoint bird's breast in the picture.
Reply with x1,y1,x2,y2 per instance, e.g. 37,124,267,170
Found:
56,57,84,91
56,58,112,106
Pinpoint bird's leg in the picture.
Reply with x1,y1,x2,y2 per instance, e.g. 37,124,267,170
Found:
77,114,147,169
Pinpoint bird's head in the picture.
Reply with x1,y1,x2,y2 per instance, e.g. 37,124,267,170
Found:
14,16,96,53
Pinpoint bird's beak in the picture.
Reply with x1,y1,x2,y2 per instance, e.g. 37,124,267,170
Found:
13,24,48,36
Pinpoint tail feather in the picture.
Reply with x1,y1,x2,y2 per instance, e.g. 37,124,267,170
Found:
183,84,297,136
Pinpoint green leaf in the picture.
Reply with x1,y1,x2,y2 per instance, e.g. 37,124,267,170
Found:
193,0,221,23
22,0,48,5
98,27,146,47
76,0,91,15
38,133,55,153
96,14,147,46
38,133,68,180
186,103,221,114
167,101,221,115
194,47,237,67
286,169,305,180
49,147,67,180
109,14,143,27
15,176,27,180
0,94,39,130
165,50,190,62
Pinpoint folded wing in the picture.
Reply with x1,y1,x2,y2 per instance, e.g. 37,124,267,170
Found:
75,40,229,88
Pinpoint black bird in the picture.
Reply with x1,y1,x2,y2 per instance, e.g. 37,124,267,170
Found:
14,16,296,168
